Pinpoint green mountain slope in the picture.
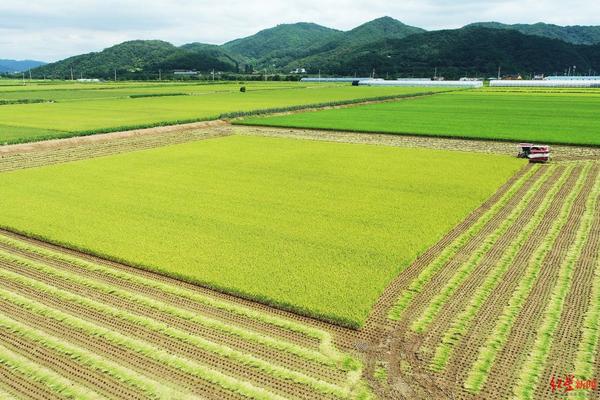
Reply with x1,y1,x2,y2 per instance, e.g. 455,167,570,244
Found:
467,22,600,45
288,17,425,70
301,27,600,78
223,22,342,67
34,40,239,79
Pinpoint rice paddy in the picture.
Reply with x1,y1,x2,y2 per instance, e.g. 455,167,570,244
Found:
237,89,600,146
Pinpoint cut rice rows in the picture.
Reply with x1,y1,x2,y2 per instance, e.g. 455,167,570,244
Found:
0,230,370,400
373,161,600,400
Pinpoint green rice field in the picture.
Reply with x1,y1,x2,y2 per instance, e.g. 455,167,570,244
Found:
0,81,445,144
238,89,600,146
0,135,523,327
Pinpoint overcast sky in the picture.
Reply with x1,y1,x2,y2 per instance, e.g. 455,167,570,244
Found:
2,0,599,62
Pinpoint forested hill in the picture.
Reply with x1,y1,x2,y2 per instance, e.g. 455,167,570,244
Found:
30,18,600,79
466,22,600,45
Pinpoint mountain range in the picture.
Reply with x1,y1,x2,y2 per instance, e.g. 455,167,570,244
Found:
0,59,46,73
25,17,600,79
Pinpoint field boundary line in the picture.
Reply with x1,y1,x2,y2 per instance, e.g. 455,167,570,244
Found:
1,90,451,147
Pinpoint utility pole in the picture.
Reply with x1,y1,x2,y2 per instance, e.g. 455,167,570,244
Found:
114,68,117,82
212,69,215,81
22,72,25,85
70,67,74,81
434,67,438,80
28,69,32,82
318,69,321,82
159,69,162,81
497,66,501,80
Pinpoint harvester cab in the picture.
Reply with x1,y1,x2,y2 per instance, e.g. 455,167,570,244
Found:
518,143,550,163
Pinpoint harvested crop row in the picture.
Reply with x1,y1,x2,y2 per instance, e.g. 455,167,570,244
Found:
365,160,600,400
0,267,340,400
0,340,105,400
430,165,574,371
0,231,369,400
462,163,593,393
388,165,539,322
512,164,600,399
0,127,231,173
410,165,556,333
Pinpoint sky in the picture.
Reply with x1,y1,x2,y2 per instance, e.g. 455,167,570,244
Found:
1,0,600,62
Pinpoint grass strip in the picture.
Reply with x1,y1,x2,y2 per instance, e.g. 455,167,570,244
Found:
0,308,192,399
0,233,353,368
464,162,592,393
0,342,104,400
511,163,600,399
0,265,351,398
0,285,290,400
388,165,539,321
430,165,573,371
0,249,333,368
411,165,555,333
572,240,600,399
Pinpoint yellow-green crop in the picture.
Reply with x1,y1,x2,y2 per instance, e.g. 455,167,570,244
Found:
0,135,523,327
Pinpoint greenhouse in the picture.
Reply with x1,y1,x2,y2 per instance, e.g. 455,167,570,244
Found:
490,80,600,87
358,79,483,88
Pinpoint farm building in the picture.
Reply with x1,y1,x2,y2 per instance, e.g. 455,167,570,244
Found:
301,77,371,83
358,79,483,88
490,79,600,88
545,76,600,80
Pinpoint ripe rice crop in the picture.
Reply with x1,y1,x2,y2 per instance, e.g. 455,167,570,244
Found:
430,165,573,371
410,165,554,333
0,230,370,399
0,135,521,327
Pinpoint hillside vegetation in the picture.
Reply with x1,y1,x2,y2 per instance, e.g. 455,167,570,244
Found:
467,22,600,45
29,17,600,79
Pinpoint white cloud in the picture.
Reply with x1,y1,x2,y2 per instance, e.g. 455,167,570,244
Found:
1,0,599,61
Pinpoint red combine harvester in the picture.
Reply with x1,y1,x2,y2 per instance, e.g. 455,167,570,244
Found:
518,143,550,163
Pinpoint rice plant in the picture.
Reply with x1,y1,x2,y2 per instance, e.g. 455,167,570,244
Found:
430,165,573,371
512,165,600,400
464,162,592,393
388,165,538,321
0,342,104,400
411,165,555,333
